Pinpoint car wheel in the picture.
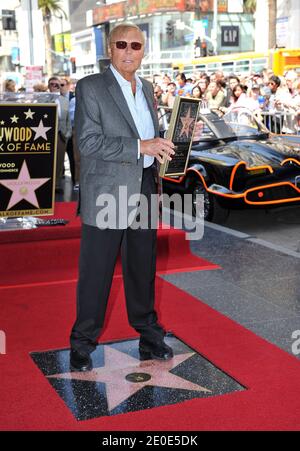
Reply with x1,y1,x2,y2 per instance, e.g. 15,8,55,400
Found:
192,180,229,224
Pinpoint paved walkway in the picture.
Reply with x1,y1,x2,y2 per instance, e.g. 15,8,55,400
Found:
163,222,300,361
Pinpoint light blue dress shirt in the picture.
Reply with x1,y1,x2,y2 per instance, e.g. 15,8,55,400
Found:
110,64,155,168
69,96,76,127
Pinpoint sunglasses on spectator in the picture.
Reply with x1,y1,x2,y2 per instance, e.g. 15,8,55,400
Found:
49,83,60,88
112,41,143,50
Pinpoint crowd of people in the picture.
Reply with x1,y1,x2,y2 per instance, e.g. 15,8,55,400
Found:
152,68,300,132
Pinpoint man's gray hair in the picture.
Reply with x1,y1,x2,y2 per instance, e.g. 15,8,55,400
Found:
108,22,145,46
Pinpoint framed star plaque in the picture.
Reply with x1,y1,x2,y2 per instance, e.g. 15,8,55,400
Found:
0,103,58,218
159,97,201,177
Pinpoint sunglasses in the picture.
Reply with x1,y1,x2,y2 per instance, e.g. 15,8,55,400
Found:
49,83,60,88
60,84,67,87
112,41,143,51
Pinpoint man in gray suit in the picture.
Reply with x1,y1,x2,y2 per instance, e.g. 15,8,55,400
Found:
70,23,175,371
48,77,72,191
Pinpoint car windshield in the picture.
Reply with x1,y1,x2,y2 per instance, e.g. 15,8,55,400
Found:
193,107,269,142
158,106,269,143
222,107,268,138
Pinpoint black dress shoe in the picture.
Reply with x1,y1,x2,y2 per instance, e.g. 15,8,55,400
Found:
70,349,92,372
139,341,174,361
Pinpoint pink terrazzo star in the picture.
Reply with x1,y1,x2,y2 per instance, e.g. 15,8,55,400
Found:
0,160,50,209
48,346,211,411
179,107,195,138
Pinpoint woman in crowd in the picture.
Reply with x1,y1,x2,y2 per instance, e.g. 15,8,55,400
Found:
231,83,260,112
3,79,16,92
191,84,202,99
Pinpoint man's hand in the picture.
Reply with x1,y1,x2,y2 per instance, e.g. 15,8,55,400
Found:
193,120,204,141
140,138,175,164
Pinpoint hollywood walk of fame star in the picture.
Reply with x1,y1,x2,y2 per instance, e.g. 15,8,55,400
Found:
0,160,50,210
48,346,211,411
31,120,52,141
10,115,19,124
24,108,35,120
179,107,195,139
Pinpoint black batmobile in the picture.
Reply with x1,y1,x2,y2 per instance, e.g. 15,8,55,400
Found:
161,107,300,223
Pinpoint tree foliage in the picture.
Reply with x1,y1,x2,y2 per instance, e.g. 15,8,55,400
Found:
243,0,257,13
37,0,67,75
38,0,67,22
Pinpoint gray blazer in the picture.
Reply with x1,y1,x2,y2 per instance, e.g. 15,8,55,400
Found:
75,68,159,228
57,95,72,140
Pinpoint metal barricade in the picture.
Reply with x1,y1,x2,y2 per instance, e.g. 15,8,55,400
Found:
157,106,172,134
261,111,300,135
157,105,300,136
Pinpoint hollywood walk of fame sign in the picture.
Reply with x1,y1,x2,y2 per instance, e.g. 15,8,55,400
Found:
159,97,200,177
0,103,58,217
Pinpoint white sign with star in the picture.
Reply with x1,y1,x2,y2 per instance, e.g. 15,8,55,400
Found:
24,108,35,120
31,119,52,141
10,115,19,124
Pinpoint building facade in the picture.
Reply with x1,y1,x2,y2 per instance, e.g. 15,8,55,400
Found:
68,0,255,79
277,0,300,48
0,0,20,85
3,1,299,85
255,0,300,52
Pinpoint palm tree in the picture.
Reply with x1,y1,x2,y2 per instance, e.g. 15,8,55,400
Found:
268,0,277,48
243,0,257,14
38,0,67,76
